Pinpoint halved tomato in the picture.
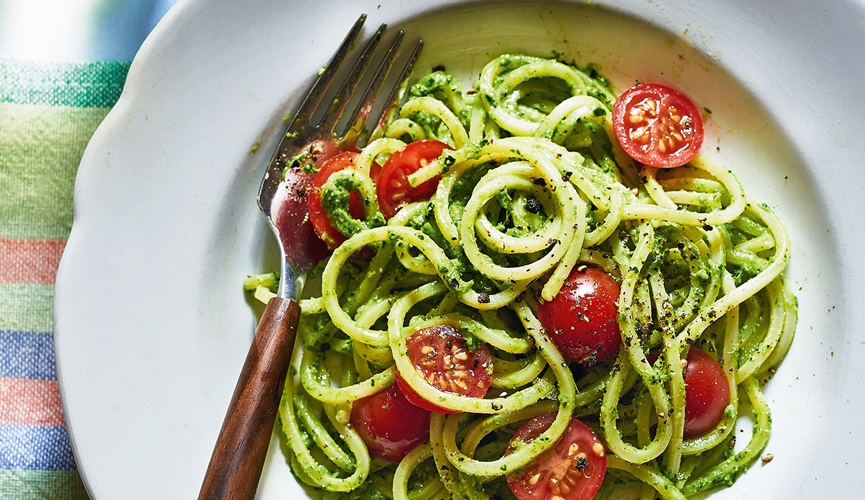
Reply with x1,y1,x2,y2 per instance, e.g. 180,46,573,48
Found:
681,347,730,438
506,414,607,500
538,265,621,366
647,346,731,438
308,151,378,248
376,139,451,218
612,83,704,168
349,384,430,463
395,324,492,414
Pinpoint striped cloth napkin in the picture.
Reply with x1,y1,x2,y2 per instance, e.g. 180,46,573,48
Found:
1,58,130,499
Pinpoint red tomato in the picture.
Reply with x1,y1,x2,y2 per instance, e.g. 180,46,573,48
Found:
274,166,330,270
506,414,607,500
349,384,430,463
612,83,704,168
681,347,730,438
395,324,493,414
538,265,621,365
308,151,379,249
376,139,451,218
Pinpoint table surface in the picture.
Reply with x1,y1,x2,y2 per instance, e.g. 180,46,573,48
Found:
0,1,176,497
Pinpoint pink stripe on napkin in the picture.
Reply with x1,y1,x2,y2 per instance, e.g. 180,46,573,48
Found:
0,239,66,285
0,377,66,427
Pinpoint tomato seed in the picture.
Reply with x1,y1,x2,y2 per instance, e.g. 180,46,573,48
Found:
568,443,579,456
592,442,605,456
637,98,657,114
528,472,541,486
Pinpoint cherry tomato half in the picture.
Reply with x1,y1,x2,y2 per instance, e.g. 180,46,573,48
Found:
612,83,704,168
538,265,621,366
274,166,330,270
308,151,379,249
506,414,607,500
376,139,451,218
395,324,493,414
349,384,431,463
682,346,730,438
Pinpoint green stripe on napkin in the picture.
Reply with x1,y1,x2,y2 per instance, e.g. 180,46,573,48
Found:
0,470,88,500
0,284,55,333
1,60,129,108
0,103,110,240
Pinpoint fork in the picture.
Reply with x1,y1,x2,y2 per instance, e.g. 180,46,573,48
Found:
198,15,422,499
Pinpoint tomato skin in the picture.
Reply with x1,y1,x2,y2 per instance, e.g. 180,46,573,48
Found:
612,83,704,168
349,384,431,463
376,139,451,218
538,265,621,366
274,166,331,270
506,414,607,500
395,324,493,414
682,347,730,438
308,151,379,249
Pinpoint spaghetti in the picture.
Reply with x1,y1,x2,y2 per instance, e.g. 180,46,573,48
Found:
245,54,797,499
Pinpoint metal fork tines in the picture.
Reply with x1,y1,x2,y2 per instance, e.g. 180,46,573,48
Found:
259,14,423,223
307,18,413,142
258,14,423,300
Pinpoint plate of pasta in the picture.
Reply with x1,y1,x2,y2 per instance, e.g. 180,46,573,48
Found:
54,0,865,499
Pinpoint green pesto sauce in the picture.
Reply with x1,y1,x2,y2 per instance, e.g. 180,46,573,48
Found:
319,176,384,239
283,151,317,179
409,71,457,98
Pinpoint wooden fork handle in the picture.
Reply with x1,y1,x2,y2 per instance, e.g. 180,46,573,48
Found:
198,297,300,500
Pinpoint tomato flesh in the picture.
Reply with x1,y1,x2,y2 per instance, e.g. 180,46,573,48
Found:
506,414,607,500
376,139,451,218
308,151,378,249
612,83,704,168
395,324,492,413
682,346,730,438
349,384,430,463
538,265,621,365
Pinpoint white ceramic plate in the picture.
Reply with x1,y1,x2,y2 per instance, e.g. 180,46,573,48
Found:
54,0,865,498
